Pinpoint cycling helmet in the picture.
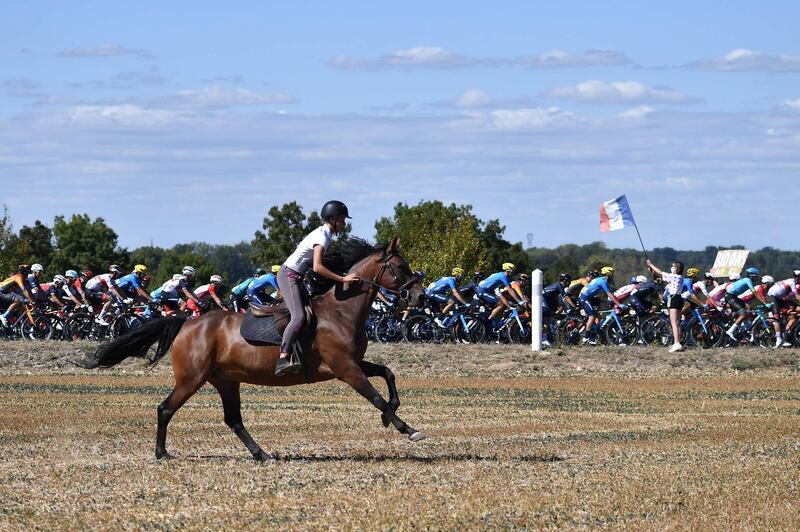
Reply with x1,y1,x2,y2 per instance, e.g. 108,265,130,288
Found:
728,273,741,281
794,270,800,277
172,273,183,280
271,265,281,274
414,270,426,279
761,275,775,284
65,270,78,280
635,275,648,284
210,274,223,284
31,263,44,273
53,275,66,284
18,264,30,274
320,200,351,221
587,270,599,279
133,264,148,274
452,267,464,277
502,262,516,272
686,267,700,277
630,276,639,284
109,264,122,273
600,266,614,276
745,267,759,277
254,268,266,276
518,273,530,282
81,269,93,278
182,266,195,276
473,271,485,281
704,272,715,280
559,273,572,283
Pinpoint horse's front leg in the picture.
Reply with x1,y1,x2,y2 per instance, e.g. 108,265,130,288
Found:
360,360,400,428
337,362,425,441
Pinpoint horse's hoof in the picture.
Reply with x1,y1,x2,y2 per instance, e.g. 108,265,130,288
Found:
409,431,426,442
156,451,175,461
254,451,277,463
381,413,390,428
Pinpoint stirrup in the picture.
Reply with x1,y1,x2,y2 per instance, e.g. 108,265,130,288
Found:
275,355,302,377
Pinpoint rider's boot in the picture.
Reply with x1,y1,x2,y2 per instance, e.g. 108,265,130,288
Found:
275,350,302,377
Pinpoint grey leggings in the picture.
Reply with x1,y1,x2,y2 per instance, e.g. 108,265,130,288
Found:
277,265,306,354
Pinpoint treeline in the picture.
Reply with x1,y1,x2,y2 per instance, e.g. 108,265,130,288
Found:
528,243,800,285
0,200,527,287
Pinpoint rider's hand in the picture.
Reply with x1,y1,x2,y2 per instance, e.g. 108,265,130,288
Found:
123,297,133,305
342,273,360,283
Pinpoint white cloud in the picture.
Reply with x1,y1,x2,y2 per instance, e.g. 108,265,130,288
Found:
519,49,630,68
58,44,155,59
176,86,295,108
686,48,800,72
330,47,629,71
619,105,655,118
455,89,491,108
545,80,695,104
490,107,576,130
65,105,184,127
782,98,800,110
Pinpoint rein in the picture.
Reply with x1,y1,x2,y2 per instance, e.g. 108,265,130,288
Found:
359,252,420,300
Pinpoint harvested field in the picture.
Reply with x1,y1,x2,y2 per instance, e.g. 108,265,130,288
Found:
1,341,799,529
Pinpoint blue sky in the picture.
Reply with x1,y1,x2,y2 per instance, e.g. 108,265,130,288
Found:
2,1,799,251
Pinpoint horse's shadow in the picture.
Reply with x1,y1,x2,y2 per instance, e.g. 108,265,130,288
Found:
184,453,564,464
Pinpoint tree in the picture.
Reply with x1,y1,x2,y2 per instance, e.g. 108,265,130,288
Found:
374,201,492,279
18,220,54,267
251,202,350,268
152,250,214,288
0,206,27,277
49,214,129,274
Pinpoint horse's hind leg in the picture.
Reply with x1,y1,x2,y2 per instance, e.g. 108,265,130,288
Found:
208,377,272,462
156,375,207,460
359,360,400,428
337,363,425,442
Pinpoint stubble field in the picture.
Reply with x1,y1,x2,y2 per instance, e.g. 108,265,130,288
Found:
1,341,799,529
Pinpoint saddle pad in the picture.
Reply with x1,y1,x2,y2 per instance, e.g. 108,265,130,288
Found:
240,311,284,345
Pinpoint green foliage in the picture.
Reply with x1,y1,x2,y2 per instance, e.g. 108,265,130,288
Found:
0,206,27,277
251,202,350,269
129,246,167,278
18,220,54,267
151,250,214,287
48,214,129,275
374,201,528,278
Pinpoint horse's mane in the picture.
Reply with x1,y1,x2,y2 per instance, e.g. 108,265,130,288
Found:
307,237,384,295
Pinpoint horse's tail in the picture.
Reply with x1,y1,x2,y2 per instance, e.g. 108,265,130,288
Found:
78,316,188,369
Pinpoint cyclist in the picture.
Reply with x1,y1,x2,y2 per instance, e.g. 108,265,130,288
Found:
247,265,282,305
724,267,769,341
61,270,86,307
102,265,152,325
457,271,484,301
679,268,711,313
46,275,72,310
565,270,599,299
707,273,739,310
87,265,123,321
230,268,265,312
158,266,203,314
0,264,34,327
767,270,800,347
72,269,93,306
542,273,577,346
187,274,228,317
425,267,469,324
27,263,46,302
579,266,623,345
625,275,659,317
476,263,524,326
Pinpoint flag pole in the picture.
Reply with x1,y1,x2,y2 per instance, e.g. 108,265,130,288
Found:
633,222,649,262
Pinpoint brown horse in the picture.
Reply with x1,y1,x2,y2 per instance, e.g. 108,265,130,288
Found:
81,237,426,461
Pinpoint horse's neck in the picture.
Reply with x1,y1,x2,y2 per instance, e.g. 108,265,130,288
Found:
314,256,381,326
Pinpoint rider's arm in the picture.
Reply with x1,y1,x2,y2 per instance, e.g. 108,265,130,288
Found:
66,289,83,306
312,245,359,283
606,291,622,306
452,288,467,305
109,281,125,300
136,287,152,302
182,287,200,304
49,292,65,308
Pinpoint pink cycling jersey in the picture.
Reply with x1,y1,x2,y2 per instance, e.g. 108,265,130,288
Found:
613,283,637,301
707,282,730,305
193,283,217,299
85,273,112,291
768,278,798,300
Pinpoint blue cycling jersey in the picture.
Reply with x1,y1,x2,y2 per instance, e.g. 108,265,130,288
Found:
426,276,457,295
726,277,755,297
231,277,254,297
580,277,610,299
248,273,279,298
478,272,511,292
115,273,142,292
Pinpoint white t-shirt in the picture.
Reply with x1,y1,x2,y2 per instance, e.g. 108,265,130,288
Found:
661,272,683,296
284,225,333,275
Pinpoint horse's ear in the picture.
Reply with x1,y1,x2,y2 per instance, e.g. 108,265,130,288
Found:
389,236,400,253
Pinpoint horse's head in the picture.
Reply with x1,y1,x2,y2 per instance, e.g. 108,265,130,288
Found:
374,237,425,308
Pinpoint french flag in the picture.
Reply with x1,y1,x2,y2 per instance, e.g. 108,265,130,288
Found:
599,195,636,232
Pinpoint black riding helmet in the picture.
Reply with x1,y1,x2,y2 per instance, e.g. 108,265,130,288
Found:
320,200,351,222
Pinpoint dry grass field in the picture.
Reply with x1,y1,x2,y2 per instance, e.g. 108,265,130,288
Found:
1,341,799,529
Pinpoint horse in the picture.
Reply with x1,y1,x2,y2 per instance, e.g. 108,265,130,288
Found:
79,237,427,461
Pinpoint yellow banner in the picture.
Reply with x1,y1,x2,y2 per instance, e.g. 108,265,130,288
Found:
709,250,750,277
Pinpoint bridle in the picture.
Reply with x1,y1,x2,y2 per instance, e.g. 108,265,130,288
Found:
360,251,421,301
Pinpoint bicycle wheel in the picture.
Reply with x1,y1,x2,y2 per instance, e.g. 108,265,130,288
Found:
374,316,403,343
111,315,143,338
451,316,486,344
65,312,94,341
506,318,532,344
686,318,723,349
21,315,53,340
604,316,638,346
556,317,583,346
750,320,775,348
403,314,430,342
640,315,671,346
